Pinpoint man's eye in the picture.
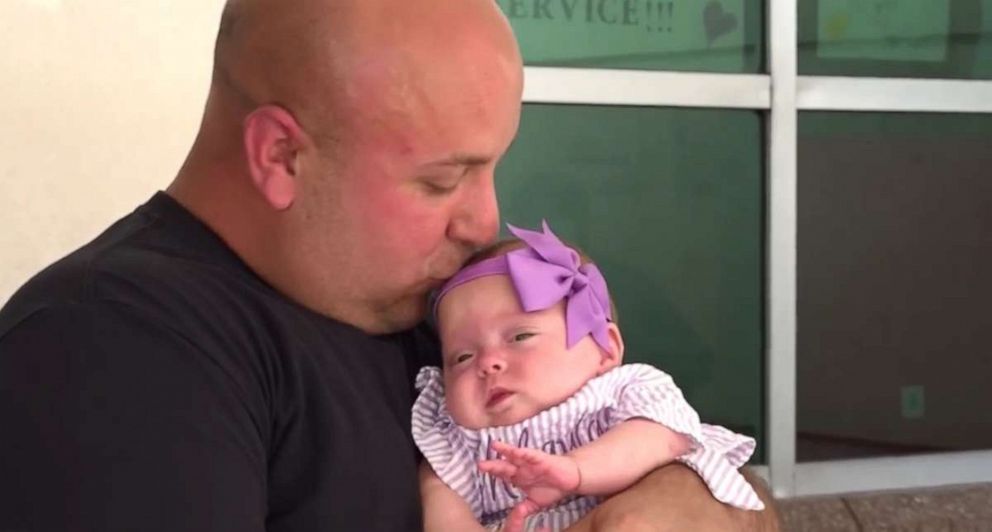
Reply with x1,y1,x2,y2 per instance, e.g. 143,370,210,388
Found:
421,179,459,196
511,332,535,342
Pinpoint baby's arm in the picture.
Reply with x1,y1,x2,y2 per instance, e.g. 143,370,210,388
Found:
567,418,691,495
419,461,486,532
481,419,690,501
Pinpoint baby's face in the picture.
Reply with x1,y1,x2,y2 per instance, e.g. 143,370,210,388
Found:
438,274,615,429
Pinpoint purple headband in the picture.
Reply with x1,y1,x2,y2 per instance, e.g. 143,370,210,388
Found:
433,220,613,351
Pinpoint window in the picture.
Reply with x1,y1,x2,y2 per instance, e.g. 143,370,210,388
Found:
799,0,992,79
797,112,992,461
499,0,765,72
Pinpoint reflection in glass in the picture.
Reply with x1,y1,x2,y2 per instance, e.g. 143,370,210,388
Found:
498,0,764,73
497,104,765,460
798,112,992,461
799,0,992,79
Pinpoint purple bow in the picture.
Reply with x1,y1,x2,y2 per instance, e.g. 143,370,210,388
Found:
433,220,613,351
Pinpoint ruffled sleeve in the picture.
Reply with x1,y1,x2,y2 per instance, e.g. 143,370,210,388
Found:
607,364,765,510
411,366,485,517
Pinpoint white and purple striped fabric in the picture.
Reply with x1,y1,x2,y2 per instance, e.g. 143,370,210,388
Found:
412,363,764,531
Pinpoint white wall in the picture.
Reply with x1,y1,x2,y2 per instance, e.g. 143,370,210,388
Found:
0,0,225,303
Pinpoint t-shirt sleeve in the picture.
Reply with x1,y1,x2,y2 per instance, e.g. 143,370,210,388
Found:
0,303,267,531
607,364,765,511
410,367,484,518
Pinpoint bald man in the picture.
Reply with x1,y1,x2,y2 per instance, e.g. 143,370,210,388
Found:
0,0,776,530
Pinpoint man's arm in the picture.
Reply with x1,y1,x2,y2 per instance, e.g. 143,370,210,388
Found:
0,304,266,531
565,464,780,532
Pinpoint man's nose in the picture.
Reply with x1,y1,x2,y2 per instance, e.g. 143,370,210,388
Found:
448,172,499,247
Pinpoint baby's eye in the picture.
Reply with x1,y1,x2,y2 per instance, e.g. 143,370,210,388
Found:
454,352,473,364
511,332,535,343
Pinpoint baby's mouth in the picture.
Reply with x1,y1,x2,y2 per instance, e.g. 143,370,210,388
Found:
486,388,514,408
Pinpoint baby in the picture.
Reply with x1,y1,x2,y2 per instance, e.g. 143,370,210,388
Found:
413,221,763,531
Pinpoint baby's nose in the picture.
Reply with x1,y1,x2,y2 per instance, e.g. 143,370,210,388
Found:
477,351,506,376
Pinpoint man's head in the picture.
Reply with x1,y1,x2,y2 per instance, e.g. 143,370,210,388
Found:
169,0,523,333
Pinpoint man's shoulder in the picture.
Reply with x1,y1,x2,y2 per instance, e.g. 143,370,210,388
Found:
3,208,254,336
4,254,220,339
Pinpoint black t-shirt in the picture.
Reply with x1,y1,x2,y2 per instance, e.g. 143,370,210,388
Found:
0,193,440,532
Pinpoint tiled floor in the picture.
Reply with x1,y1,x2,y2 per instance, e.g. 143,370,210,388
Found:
776,483,992,531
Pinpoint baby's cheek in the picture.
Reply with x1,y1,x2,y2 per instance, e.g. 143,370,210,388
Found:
447,382,487,428
444,382,470,418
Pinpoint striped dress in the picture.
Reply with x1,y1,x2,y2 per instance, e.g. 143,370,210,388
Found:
412,363,764,531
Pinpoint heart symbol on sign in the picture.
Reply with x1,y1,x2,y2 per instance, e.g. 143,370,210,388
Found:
703,1,738,46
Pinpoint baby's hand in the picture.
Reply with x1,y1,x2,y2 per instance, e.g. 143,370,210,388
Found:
478,440,581,514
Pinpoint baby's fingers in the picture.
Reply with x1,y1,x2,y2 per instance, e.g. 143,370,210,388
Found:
506,446,548,467
492,441,545,465
478,459,518,480
489,440,521,456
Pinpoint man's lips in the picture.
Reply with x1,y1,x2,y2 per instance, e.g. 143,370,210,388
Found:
486,388,514,408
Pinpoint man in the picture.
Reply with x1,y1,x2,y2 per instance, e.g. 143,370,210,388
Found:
0,0,776,530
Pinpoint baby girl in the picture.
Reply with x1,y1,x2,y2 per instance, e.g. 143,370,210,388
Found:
413,222,763,531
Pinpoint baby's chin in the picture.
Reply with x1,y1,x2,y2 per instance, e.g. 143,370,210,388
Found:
484,409,537,429
451,400,559,430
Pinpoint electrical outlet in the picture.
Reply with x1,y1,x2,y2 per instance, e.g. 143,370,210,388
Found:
901,385,925,419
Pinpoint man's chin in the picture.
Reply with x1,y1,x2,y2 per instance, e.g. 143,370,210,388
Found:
372,297,430,333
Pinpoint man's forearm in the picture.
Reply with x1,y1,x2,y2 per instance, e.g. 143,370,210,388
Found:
565,463,779,532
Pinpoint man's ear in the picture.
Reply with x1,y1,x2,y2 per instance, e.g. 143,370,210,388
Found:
242,105,307,210
597,322,625,375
